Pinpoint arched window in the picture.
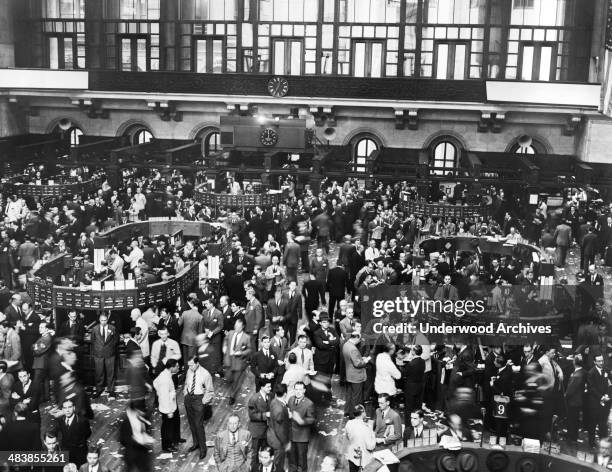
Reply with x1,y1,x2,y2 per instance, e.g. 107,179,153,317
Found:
513,144,536,155
133,128,154,145
509,136,546,155
203,131,221,156
353,136,378,173
431,140,457,175
69,127,83,147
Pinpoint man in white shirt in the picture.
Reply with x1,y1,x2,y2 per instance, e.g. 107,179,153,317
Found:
123,240,144,271
344,404,376,469
150,326,181,377
183,356,214,459
289,335,314,387
153,359,181,453
130,308,150,362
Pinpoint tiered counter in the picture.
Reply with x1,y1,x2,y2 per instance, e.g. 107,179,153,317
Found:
28,219,214,310
400,192,488,219
194,185,287,208
0,175,101,198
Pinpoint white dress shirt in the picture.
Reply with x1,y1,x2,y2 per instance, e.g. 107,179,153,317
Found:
153,369,177,414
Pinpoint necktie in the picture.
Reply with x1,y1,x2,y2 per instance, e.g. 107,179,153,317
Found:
444,285,450,299
264,350,269,358
301,349,305,364
232,334,238,352
190,369,197,394
160,342,167,361
231,433,236,445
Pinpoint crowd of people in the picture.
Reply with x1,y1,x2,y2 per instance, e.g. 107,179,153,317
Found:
0,168,611,471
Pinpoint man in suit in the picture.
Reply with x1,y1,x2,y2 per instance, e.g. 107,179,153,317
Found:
289,335,314,391
270,325,289,370
179,297,203,363
402,345,426,423
17,236,39,271
183,356,214,459
267,286,289,337
4,293,22,327
18,302,39,370
586,353,612,447
248,380,272,471
581,226,599,271
0,320,21,368
3,402,42,451
213,414,253,472
434,275,459,301
337,235,355,268
32,321,52,401
309,248,329,283
373,393,402,449
225,318,252,405
327,264,349,317
302,273,326,320
90,313,118,398
283,232,301,282
57,310,85,344
449,344,476,397
251,335,279,391
553,220,573,267
403,409,430,447
201,296,224,376
284,281,302,344
287,381,315,472
10,369,41,423
312,313,339,402
57,398,92,467
565,354,587,443
343,333,371,418
584,264,605,308
267,383,291,471
79,445,110,472
256,445,277,472
245,289,264,351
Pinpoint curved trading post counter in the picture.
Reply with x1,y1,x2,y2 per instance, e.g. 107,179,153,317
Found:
28,255,199,311
400,194,488,219
418,236,541,260
393,444,605,472
0,176,101,198
27,219,214,310
194,185,287,208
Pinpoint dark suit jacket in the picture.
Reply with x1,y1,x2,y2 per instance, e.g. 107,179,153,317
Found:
565,368,587,408
337,243,355,268
32,334,53,370
4,304,22,327
285,291,302,327
327,266,349,298
287,396,315,443
267,398,290,449
267,297,289,326
79,464,110,472
373,407,402,446
90,324,119,358
283,242,301,268
57,415,91,448
586,366,611,410
491,366,514,397
582,232,599,256
11,380,41,417
270,335,288,361
251,350,279,381
302,280,326,311
434,284,459,301
224,330,251,371
403,357,425,387
58,319,85,343
450,347,476,391
312,327,339,366
248,391,271,439
3,418,42,450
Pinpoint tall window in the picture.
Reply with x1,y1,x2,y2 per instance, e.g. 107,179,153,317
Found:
338,0,400,23
120,36,148,71
273,39,303,76
194,37,224,73
514,144,536,154
134,128,153,145
259,0,318,22
353,137,378,173
48,36,76,69
69,127,83,146
520,42,555,81
435,42,468,80
202,131,221,156
353,41,384,78
45,0,84,18
431,141,457,176
424,0,486,24
180,0,237,20
116,0,160,19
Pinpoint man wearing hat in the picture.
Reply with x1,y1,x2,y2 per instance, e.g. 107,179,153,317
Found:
313,312,339,402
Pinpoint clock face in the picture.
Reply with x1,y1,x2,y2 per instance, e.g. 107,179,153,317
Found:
267,76,289,97
260,128,279,147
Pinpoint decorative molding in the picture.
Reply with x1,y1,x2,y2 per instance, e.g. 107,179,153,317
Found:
147,101,182,122
8,97,38,117
115,119,155,138
73,98,108,119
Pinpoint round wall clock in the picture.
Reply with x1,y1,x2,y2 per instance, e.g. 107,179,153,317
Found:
267,76,289,97
260,127,279,146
